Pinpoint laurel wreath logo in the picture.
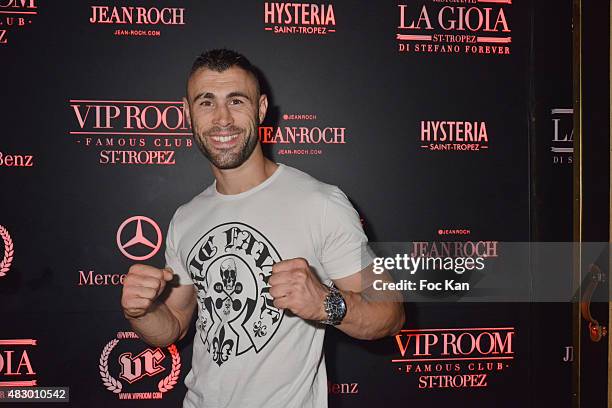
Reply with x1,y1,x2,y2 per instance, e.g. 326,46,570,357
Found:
0,225,13,277
158,344,181,393
99,337,181,395
99,339,122,393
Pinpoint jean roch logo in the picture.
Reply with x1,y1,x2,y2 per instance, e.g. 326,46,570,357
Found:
259,112,346,155
89,5,185,37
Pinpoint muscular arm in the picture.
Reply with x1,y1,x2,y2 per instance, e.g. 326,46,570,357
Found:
332,264,405,340
127,285,197,347
270,259,404,341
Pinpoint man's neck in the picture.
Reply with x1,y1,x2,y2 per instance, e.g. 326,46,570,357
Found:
212,150,278,195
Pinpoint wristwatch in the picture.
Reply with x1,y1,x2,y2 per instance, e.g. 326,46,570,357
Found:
321,283,347,325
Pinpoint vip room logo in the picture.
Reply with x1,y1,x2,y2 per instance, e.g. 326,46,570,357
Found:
264,2,336,35
99,331,180,400
550,108,573,165
187,223,283,367
89,4,185,38
0,339,36,387
0,0,38,45
0,225,13,279
259,112,346,155
116,216,162,261
420,120,489,151
68,99,193,165
396,0,512,55
392,327,515,389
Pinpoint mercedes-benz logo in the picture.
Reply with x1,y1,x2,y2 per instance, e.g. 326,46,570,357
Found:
116,216,162,261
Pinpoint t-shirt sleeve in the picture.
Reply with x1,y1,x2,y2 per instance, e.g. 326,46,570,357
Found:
164,211,194,286
320,186,375,280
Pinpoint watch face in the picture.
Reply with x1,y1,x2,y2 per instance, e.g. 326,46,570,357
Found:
328,292,347,322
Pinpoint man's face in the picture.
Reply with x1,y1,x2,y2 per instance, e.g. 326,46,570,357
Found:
184,66,268,170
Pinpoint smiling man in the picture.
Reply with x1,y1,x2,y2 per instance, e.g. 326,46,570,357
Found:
120,49,404,408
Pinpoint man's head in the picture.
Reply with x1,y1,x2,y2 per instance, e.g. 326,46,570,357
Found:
183,49,268,170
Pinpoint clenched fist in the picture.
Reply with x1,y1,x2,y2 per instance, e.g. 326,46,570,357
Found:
121,264,174,319
268,258,328,321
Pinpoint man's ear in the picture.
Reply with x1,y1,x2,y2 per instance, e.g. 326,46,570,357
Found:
258,94,268,124
182,96,191,126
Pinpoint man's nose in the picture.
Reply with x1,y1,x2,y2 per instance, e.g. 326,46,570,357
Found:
213,103,233,127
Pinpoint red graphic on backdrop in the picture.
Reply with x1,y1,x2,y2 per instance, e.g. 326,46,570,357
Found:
397,1,512,55
119,348,165,383
0,0,37,46
392,327,514,389
420,120,489,152
0,339,36,387
89,5,185,38
0,152,33,167
0,225,13,278
116,216,162,261
68,99,192,165
264,2,336,35
258,112,347,156
99,332,180,399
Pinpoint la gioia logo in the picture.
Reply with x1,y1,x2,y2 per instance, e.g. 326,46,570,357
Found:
187,223,283,367
99,332,181,400
0,339,37,387
264,2,336,35
393,327,515,389
550,108,573,165
396,0,512,55
420,120,489,152
258,112,346,156
68,99,193,165
89,5,185,38
0,0,38,45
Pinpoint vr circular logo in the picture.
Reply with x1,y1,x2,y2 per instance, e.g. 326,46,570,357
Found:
116,216,162,261
186,222,283,366
99,331,181,399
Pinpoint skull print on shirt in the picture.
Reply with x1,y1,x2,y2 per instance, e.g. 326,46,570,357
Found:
186,222,283,366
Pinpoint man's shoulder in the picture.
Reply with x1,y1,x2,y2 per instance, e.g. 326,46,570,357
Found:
169,183,216,226
279,163,339,199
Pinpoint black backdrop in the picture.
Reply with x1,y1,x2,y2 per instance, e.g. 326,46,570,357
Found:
0,1,580,407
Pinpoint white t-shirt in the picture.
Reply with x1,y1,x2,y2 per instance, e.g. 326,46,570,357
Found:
165,163,372,408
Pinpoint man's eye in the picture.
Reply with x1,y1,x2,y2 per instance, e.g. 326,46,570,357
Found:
230,99,243,105
200,100,213,107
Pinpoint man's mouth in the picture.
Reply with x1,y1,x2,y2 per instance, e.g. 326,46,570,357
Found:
210,134,240,143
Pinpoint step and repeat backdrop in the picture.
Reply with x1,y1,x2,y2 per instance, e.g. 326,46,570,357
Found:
0,1,575,407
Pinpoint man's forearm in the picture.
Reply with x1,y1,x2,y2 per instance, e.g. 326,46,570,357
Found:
335,289,405,340
125,302,182,347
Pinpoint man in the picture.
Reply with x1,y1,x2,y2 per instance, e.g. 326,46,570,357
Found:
121,49,404,408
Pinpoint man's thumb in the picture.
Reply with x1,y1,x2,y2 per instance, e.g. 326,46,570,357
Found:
162,267,174,282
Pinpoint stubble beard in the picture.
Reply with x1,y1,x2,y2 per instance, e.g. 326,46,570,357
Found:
194,114,260,170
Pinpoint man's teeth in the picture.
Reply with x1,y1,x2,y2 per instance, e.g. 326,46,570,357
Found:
212,134,238,143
